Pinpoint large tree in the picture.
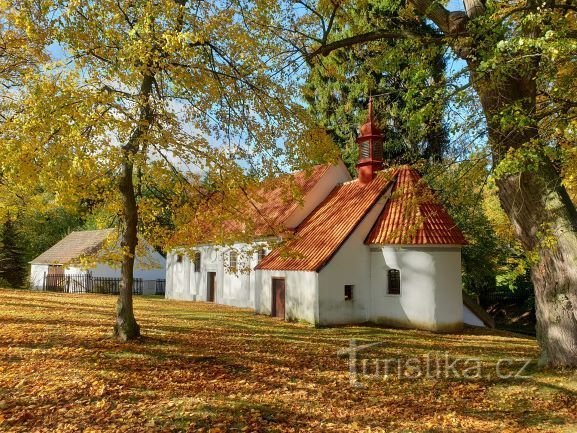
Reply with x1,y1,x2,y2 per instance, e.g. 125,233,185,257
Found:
273,0,577,366
303,4,449,172
2,0,334,340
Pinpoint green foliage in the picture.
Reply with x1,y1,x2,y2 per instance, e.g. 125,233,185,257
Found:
0,219,26,287
18,206,85,263
427,158,532,297
302,1,449,173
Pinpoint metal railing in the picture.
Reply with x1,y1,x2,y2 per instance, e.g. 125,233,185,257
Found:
155,279,166,295
43,273,143,295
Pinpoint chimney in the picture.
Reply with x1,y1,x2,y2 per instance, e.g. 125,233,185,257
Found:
356,97,384,183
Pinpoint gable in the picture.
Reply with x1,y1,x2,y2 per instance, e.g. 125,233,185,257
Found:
174,161,350,246
256,169,396,272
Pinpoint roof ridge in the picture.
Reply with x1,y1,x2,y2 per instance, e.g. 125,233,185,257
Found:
256,174,396,271
70,228,115,234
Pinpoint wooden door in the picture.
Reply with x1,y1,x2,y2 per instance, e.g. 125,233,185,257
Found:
272,278,285,319
207,272,216,302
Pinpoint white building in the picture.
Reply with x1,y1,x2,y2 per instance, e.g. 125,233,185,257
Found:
166,100,493,330
30,229,166,295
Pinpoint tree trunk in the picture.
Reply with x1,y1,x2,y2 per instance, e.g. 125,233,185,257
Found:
497,165,577,366
113,73,154,341
473,69,577,367
114,158,141,341
307,0,577,367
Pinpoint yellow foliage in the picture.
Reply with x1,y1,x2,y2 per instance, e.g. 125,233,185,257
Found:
0,0,335,251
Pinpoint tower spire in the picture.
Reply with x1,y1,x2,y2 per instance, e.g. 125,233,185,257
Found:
368,96,374,121
356,97,384,183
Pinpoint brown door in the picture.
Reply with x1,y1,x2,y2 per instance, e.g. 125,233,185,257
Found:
207,272,216,302
272,278,285,319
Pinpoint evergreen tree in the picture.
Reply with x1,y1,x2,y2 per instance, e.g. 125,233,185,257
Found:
0,219,26,288
303,3,449,173
284,0,577,367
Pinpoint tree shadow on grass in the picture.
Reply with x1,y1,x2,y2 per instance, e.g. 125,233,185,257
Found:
170,398,312,432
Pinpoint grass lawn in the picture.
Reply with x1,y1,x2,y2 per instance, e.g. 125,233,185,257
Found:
0,289,576,432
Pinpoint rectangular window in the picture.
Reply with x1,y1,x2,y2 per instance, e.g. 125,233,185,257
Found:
388,269,401,295
193,252,201,272
176,254,183,264
48,265,63,275
344,285,354,301
229,251,238,272
257,248,267,263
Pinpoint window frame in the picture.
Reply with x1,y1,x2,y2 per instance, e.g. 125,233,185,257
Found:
344,284,354,301
387,269,401,295
229,250,238,272
257,248,267,263
193,252,201,272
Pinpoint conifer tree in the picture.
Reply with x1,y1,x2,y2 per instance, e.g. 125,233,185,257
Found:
0,219,26,288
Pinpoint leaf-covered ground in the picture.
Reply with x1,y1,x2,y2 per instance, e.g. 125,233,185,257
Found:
0,289,576,432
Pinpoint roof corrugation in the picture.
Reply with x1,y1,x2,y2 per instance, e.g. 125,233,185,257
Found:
30,229,115,265
256,169,396,271
365,166,467,245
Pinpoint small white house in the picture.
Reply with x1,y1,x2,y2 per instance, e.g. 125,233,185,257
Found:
30,229,166,295
166,101,493,330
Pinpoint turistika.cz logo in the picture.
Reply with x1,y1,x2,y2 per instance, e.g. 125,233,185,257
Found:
338,340,534,387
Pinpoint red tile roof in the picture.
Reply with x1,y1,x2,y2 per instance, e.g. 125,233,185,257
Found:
365,166,467,245
246,163,331,232
174,164,332,246
256,169,397,271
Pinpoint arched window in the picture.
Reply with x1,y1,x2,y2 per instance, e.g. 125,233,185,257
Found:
193,252,201,272
388,269,401,295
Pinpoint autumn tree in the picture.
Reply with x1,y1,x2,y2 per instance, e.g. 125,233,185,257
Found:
270,0,577,366
2,0,333,340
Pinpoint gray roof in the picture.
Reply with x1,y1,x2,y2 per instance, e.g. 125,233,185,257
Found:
30,229,115,265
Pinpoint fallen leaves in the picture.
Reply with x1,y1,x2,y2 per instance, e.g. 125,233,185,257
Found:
0,289,576,432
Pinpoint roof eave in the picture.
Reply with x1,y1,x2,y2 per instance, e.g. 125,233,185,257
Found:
366,243,467,247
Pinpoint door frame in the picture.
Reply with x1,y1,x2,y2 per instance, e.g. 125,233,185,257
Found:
207,271,216,302
271,277,286,319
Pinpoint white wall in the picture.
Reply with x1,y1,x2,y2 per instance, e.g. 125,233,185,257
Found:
255,270,318,323
317,194,389,325
166,251,194,300
165,243,263,308
284,161,351,229
368,246,463,331
464,305,486,327
29,264,49,289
